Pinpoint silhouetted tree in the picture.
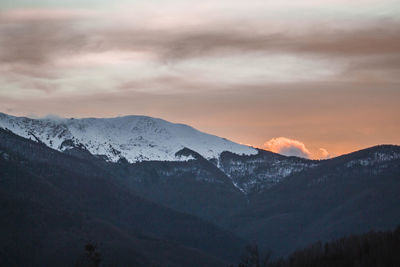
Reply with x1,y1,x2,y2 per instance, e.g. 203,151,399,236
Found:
237,225,400,267
75,242,102,267
239,244,272,267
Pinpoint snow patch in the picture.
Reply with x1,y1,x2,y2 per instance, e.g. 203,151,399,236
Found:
345,152,400,167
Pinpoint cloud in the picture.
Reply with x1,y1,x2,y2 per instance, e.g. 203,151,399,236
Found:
0,8,93,22
319,148,331,159
155,21,400,62
0,7,399,101
0,11,90,66
1,9,400,67
263,137,312,158
263,139,334,159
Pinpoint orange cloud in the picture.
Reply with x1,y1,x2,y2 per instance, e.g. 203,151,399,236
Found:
319,148,331,159
263,137,312,158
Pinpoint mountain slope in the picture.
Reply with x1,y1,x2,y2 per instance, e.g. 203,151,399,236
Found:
225,145,400,256
218,149,319,194
0,128,247,266
0,113,256,163
112,147,248,224
1,112,400,262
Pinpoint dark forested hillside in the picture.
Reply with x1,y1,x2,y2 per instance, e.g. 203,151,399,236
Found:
0,129,246,266
235,226,400,267
1,127,400,265
227,145,400,256
108,148,248,225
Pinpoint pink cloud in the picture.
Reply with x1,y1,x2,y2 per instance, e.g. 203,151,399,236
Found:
263,137,312,158
0,8,94,21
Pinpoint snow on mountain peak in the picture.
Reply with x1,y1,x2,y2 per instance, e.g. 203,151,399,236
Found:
0,113,257,162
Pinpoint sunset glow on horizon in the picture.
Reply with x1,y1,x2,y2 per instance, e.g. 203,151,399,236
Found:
1,0,399,158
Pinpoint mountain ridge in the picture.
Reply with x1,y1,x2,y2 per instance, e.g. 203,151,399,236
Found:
1,112,400,195
0,112,257,163
1,125,399,261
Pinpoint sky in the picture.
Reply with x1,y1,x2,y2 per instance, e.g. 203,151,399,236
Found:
0,0,399,158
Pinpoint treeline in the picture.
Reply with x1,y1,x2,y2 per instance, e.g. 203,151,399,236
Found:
236,225,400,267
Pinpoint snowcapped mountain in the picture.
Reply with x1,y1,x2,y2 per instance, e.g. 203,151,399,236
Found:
3,112,398,195
1,117,400,265
0,113,257,163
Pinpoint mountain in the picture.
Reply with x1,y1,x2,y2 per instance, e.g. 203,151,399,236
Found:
0,113,326,195
1,112,400,262
0,113,334,196
226,145,400,256
0,113,257,163
0,128,246,266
